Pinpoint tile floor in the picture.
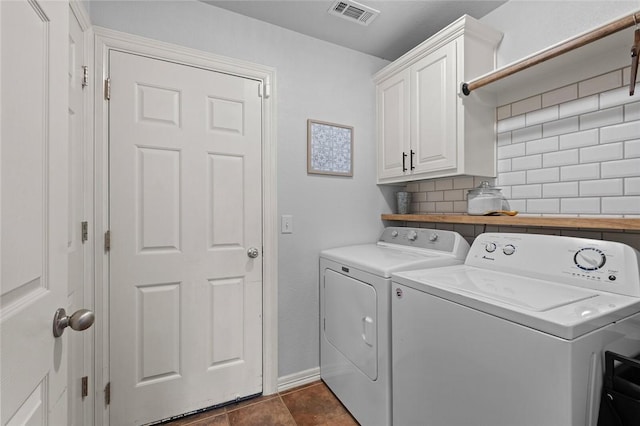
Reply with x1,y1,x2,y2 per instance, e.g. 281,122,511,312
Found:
161,381,359,426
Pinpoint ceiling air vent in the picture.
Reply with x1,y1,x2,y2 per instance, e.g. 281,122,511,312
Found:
328,0,380,26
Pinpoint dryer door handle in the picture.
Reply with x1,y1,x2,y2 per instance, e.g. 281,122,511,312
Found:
361,316,374,347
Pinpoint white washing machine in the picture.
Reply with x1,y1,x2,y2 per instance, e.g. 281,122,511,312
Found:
320,227,470,426
392,232,640,426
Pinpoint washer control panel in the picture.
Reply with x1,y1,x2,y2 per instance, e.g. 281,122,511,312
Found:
467,233,640,297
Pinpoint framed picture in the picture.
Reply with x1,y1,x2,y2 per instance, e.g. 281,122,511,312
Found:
307,119,353,177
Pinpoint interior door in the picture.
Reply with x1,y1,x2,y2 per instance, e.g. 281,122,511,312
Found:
67,5,91,426
1,1,69,425
108,51,263,425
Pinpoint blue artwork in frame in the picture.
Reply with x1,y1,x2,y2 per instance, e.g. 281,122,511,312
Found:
307,119,353,176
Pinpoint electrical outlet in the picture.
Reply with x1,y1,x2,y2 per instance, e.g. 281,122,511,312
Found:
281,215,293,234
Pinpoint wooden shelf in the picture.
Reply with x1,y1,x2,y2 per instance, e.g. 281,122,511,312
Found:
381,214,640,231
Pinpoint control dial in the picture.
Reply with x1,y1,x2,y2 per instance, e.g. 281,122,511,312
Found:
485,242,497,253
407,230,418,241
574,247,606,271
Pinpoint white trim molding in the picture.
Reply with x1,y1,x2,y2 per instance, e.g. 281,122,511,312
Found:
277,367,321,393
92,26,278,424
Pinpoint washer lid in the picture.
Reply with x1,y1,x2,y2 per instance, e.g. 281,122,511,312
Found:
394,265,640,340
320,244,462,278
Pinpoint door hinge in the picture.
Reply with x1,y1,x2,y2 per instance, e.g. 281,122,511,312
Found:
81,221,88,243
104,78,111,100
323,318,326,331
81,376,89,398
104,230,111,252
82,65,89,89
104,382,111,405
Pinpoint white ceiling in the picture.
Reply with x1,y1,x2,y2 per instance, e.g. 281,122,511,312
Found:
203,1,507,61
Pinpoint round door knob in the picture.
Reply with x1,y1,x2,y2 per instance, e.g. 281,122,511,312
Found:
247,247,260,258
53,308,95,338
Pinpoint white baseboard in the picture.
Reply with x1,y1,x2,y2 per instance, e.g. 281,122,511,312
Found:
276,367,321,393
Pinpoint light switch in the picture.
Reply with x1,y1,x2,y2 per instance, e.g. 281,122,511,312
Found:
281,215,293,234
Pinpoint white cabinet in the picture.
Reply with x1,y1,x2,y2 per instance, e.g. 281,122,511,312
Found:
375,15,502,184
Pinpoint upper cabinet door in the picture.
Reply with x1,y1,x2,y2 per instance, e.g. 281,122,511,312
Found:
377,68,411,181
411,41,457,175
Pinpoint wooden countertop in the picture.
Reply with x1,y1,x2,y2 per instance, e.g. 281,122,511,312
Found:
381,214,640,231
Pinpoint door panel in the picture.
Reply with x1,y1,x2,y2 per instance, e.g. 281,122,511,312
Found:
109,51,263,425
1,1,68,424
377,69,410,180
412,42,457,174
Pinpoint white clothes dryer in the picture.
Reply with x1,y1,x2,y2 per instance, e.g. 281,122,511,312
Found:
320,227,470,426
392,232,640,426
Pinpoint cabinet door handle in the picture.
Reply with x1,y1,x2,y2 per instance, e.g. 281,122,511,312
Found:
410,150,415,170
402,152,408,172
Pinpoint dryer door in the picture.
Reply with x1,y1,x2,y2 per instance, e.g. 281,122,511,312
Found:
323,269,378,380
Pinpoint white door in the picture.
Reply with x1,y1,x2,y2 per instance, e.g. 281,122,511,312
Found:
1,1,69,425
68,5,91,426
108,51,263,425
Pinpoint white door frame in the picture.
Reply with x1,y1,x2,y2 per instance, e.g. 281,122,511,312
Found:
91,27,278,425
69,2,95,425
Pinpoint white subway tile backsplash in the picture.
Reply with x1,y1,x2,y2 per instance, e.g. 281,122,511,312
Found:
543,84,577,108
427,191,444,202
512,95,541,116
512,155,542,171
601,86,638,109
579,70,621,97
408,66,638,219
580,179,623,196
497,115,526,133
543,149,579,167
626,139,640,158
453,201,467,213
497,104,511,120
527,106,558,126
497,159,512,173
601,158,640,178
444,189,464,201
560,163,600,181
419,181,435,192
453,176,475,189
543,182,579,198
497,132,512,146
559,129,599,150
527,167,560,183
626,177,640,195
512,125,542,144
508,199,527,212
601,197,640,214
435,201,454,212
559,95,598,119
511,184,542,199
580,106,623,130
498,171,526,186
580,143,623,164
543,117,579,137
435,179,453,191
625,102,640,122
601,121,640,143
498,143,526,159
526,136,559,155
527,198,560,214
561,198,601,214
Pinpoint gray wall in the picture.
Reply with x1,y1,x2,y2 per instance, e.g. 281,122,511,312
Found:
481,0,639,67
87,1,394,379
